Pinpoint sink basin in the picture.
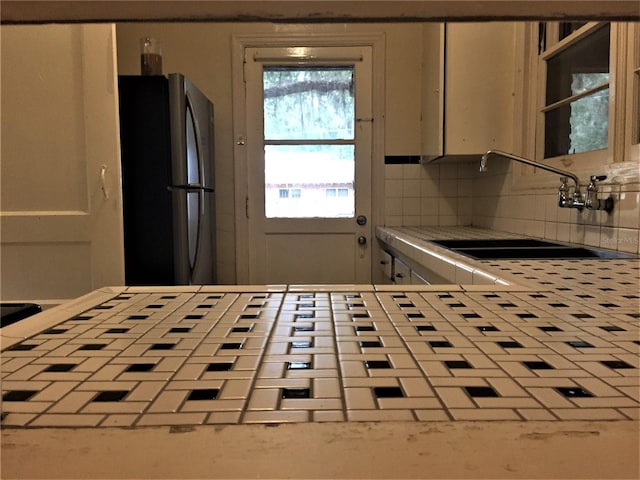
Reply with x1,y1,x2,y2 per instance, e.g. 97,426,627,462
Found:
1,303,42,328
431,238,637,260
432,239,559,249
456,247,630,259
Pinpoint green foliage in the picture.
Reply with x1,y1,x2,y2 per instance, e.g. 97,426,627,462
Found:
263,66,355,141
569,74,609,154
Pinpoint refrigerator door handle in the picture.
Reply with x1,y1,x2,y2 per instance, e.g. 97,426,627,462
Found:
168,184,214,192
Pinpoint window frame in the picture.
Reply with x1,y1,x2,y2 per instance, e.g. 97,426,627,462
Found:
540,23,611,159
514,21,638,190
535,22,616,171
625,23,640,163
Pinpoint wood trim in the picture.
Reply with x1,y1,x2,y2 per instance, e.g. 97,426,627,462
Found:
231,33,385,283
3,1,640,24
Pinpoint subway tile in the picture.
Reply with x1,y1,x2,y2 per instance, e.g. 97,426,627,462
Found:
413,409,450,421
313,410,346,422
100,414,140,427
46,392,95,414
435,387,476,409
181,399,245,412
344,387,376,410
0,413,39,427
517,408,557,421
128,381,165,402
527,387,577,409
30,414,106,427
347,409,415,422
205,411,242,424
242,410,310,424
551,408,627,420
246,388,280,410
136,413,207,426
146,391,187,413
33,382,79,402
449,408,521,420
280,398,343,410
219,379,252,400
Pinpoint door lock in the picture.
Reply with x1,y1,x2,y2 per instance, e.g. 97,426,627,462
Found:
356,215,367,226
357,235,367,245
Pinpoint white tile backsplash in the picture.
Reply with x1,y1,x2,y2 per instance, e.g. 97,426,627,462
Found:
384,160,640,254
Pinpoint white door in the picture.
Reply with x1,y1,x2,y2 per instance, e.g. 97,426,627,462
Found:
0,24,124,301
244,46,373,284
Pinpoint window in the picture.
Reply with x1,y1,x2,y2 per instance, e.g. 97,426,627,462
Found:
278,188,289,199
516,21,638,188
263,66,356,218
540,23,611,158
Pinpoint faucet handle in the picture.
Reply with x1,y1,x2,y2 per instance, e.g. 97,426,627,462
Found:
589,175,607,183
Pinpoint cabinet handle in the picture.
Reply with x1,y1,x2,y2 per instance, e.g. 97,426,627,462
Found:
395,273,404,278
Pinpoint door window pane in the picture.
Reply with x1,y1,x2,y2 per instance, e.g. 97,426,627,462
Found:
265,144,354,218
263,66,354,140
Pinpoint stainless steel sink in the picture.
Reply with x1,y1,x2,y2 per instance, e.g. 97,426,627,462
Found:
432,239,559,249
430,239,637,260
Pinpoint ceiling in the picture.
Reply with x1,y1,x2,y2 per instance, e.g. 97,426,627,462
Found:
2,1,639,24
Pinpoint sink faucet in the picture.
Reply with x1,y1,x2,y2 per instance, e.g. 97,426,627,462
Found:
479,150,613,212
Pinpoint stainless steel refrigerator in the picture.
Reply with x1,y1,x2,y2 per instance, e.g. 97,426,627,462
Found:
118,73,216,285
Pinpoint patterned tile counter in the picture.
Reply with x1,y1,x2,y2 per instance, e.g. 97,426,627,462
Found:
2,247,639,428
2,228,639,479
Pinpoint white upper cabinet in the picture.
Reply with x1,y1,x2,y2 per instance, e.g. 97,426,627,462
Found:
421,23,517,162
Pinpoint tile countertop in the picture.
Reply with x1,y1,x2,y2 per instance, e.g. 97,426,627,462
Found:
1,227,639,479
376,225,640,287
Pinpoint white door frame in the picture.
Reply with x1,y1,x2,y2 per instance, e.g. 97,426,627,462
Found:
231,33,386,284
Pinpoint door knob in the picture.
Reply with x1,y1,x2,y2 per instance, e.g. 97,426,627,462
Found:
358,236,367,245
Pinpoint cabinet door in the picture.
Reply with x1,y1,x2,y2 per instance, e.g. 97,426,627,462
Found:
410,270,429,285
421,22,516,159
393,257,411,285
379,251,393,282
445,23,515,155
1,24,124,300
